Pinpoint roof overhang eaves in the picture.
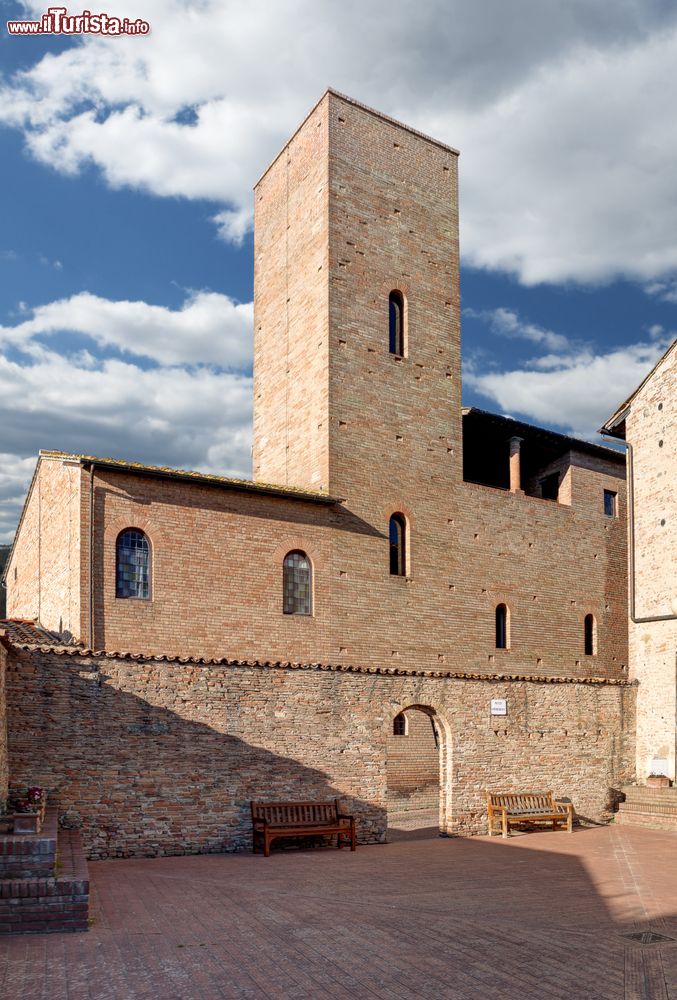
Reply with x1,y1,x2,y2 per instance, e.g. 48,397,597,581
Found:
80,457,342,505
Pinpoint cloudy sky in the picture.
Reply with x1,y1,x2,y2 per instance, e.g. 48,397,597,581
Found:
1,0,676,543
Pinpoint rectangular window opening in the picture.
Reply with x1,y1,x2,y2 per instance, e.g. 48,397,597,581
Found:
604,489,617,517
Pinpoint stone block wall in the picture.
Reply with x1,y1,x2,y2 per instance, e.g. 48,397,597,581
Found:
6,646,635,859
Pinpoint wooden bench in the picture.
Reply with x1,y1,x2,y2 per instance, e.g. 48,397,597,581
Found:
251,800,357,857
487,791,574,838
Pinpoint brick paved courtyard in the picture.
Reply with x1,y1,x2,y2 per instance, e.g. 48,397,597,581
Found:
1,825,676,999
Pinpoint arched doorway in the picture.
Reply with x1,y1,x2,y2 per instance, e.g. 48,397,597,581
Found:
386,705,451,834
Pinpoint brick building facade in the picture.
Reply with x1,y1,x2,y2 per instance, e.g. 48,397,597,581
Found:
0,91,638,855
603,339,677,783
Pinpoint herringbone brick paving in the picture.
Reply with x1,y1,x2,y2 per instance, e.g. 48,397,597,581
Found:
1,825,675,999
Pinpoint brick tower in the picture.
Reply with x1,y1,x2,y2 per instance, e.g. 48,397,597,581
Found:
253,89,462,665
253,89,461,498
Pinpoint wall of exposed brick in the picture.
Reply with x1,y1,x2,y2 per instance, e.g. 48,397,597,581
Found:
6,646,635,859
88,469,334,661
252,95,330,492
5,456,81,637
1,93,626,684
386,707,439,822
624,344,677,780
8,448,625,682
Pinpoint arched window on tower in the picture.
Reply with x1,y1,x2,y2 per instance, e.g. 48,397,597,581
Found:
116,529,151,599
389,290,405,356
389,514,407,576
283,550,312,615
584,614,597,655
495,603,509,649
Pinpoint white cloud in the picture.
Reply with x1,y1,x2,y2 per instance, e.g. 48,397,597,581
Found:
0,290,253,368
1,1,677,285
0,285,255,543
0,347,253,543
465,338,672,438
464,307,569,351
645,280,677,304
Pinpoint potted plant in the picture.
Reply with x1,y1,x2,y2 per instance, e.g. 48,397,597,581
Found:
12,786,46,834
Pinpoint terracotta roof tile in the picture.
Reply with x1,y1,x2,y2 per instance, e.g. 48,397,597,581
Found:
0,627,633,686
0,619,82,647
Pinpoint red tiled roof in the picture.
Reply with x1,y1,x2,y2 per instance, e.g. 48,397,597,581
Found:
0,619,82,647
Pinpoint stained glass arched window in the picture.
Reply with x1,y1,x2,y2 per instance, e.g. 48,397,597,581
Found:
283,550,312,615
116,529,150,599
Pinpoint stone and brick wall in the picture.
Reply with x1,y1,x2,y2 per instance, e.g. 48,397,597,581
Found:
6,645,635,859
624,343,677,780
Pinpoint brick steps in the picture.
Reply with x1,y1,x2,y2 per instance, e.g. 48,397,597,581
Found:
0,808,89,934
615,785,677,832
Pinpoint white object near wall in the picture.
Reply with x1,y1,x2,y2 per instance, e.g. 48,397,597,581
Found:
490,699,507,716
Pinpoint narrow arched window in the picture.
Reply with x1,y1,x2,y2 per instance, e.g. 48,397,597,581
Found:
495,604,509,649
283,550,312,615
389,290,405,356
393,713,407,736
389,514,406,576
584,614,596,655
116,529,150,599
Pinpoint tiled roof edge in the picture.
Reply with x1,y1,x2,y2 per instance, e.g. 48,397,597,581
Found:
38,451,342,504
6,640,635,686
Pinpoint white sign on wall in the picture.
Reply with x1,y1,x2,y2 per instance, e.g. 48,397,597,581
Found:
490,699,507,716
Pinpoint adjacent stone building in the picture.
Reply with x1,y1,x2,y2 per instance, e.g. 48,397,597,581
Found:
0,91,637,856
603,339,677,784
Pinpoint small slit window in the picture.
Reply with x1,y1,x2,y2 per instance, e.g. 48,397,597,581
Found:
603,490,617,517
116,529,150,599
495,604,509,649
389,290,405,356
393,713,407,736
283,550,312,615
540,473,560,502
584,614,596,655
389,514,406,576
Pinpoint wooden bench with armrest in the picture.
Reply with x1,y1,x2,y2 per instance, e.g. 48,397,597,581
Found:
487,791,574,838
251,799,357,857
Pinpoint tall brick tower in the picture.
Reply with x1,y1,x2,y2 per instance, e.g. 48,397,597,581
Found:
253,89,461,499
253,90,461,665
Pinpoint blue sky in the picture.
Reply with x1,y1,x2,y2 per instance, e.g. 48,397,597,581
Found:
1,0,676,542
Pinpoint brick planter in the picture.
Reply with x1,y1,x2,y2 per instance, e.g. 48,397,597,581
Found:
0,808,90,934
646,775,672,788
